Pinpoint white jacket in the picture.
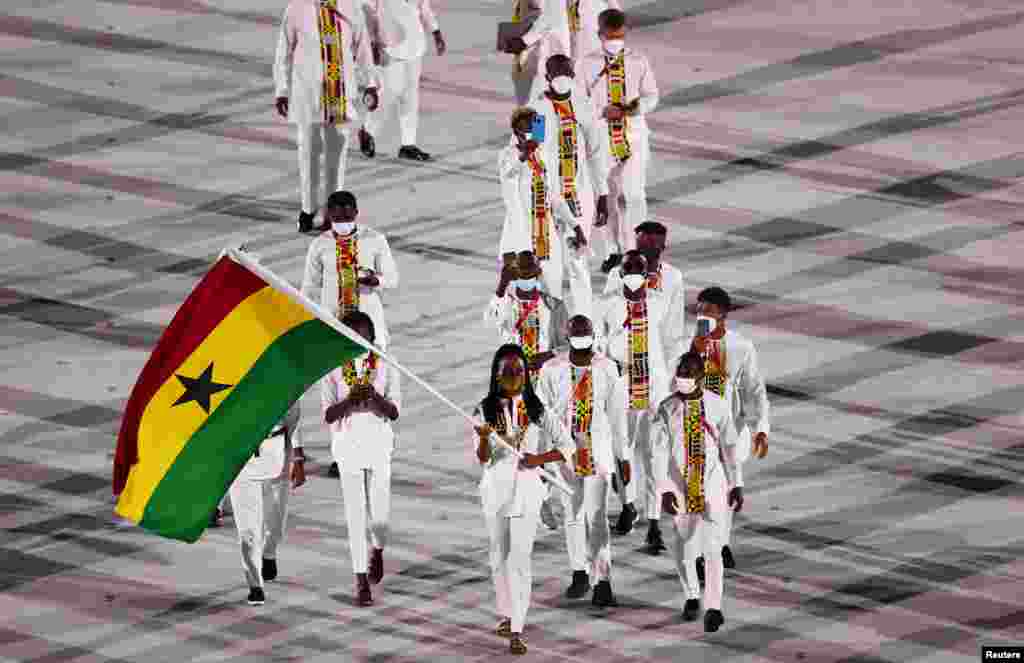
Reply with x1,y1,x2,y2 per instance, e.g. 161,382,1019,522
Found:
594,290,672,409
568,0,621,63
536,351,630,476
484,291,569,355
579,45,659,134
677,329,770,462
652,391,743,518
473,396,574,518
301,226,398,349
529,90,611,209
515,0,571,68
605,262,686,362
274,0,380,125
361,0,440,60
322,355,400,468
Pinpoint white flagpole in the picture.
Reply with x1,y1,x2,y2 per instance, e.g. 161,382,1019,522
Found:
225,248,575,497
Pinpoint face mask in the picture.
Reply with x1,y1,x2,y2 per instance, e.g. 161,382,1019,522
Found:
695,315,717,337
513,277,539,292
602,39,624,55
568,335,594,350
622,274,646,291
675,377,698,393
333,221,355,235
498,374,525,395
550,75,573,95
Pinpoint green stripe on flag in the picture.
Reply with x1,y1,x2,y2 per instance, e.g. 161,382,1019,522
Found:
139,319,366,542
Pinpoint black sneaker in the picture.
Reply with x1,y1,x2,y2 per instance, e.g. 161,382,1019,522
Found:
612,503,637,535
328,461,340,478
704,608,724,632
696,555,706,587
247,587,265,606
262,558,277,581
209,507,223,528
356,573,373,606
565,570,590,599
644,520,666,555
369,548,383,585
297,211,315,233
359,128,375,158
601,254,622,274
721,545,736,569
510,634,527,655
591,580,618,607
682,598,700,621
398,145,432,161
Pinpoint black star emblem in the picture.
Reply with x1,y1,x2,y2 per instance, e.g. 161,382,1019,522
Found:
172,362,233,414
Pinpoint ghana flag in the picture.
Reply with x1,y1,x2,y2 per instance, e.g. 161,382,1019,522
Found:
112,249,367,543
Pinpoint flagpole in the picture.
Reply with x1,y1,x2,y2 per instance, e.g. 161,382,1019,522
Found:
225,248,575,497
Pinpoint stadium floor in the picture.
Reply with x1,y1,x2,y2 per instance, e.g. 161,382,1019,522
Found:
1,1,1022,661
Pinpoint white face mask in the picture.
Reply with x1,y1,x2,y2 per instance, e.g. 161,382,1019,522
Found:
568,335,594,350
675,377,698,393
333,221,356,235
513,277,539,293
550,75,573,95
622,273,646,292
602,39,624,55
695,314,717,337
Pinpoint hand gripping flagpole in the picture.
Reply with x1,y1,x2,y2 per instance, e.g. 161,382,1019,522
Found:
225,248,574,497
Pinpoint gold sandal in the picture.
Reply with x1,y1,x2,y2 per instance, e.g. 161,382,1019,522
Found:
495,618,512,638
510,634,527,655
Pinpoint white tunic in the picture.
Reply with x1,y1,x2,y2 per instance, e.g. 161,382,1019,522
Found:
651,391,744,511
604,262,686,363
236,403,303,481
497,138,576,300
568,0,621,64
362,0,439,60
536,351,630,477
593,290,672,408
517,0,571,67
484,291,569,355
579,46,659,134
322,354,401,468
274,0,380,125
473,397,575,518
528,91,612,227
678,329,771,461
300,226,399,348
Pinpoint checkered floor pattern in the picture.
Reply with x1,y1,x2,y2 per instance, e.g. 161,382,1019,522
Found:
1,1,1022,661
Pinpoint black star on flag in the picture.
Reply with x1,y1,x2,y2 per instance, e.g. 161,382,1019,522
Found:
172,362,233,414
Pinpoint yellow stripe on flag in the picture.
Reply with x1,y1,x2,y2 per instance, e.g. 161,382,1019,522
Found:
116,286,313,522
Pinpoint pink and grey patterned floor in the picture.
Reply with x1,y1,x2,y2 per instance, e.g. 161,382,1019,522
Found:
2,1,1023,661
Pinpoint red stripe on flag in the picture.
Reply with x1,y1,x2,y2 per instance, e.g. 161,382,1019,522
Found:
112,257,265,494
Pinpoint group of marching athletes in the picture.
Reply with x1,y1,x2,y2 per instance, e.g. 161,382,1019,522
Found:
215,0,772,656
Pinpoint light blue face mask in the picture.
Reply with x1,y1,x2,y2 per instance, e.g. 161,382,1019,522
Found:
513,278,540,292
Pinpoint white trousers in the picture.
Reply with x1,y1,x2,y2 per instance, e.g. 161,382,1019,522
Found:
339,464,391,574
676,470,728,610
617,408,658,520
604,130,650,259
364,56,423,147
511,50,544,106
719,427,752,546
485,510,539,633
228,474,290,589
296,123,351,214
564,237,593,318
560,473,611,580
